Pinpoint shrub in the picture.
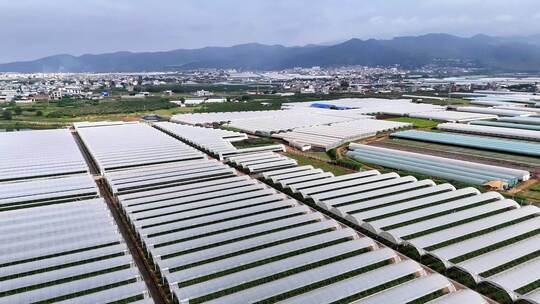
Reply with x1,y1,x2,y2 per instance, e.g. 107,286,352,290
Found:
232,137,275,148
335,158,362,170
2,110,12,120
326,148,337,160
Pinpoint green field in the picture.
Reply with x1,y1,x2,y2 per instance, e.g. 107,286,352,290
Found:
195,100,281,112
386,117,441,129
530,183,540,192
304,151,332,161
232,137,278,149
520,190,540,204
0,96,281,130
0,92,454,131
0,99,198,130
0,93,356,129
285,152,351,176
522,182,540,203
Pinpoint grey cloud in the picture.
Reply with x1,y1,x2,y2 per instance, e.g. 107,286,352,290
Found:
0,0,539,62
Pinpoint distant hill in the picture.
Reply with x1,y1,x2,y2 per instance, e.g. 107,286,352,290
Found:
2,33,540,72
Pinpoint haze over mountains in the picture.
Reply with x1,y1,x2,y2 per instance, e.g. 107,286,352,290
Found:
2,33,540,73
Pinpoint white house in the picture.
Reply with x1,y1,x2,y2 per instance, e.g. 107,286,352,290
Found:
205,98,226,103
194,90,214,97
183,99,205,105
300,86,316,94
0,90,17,102
49,90,63,100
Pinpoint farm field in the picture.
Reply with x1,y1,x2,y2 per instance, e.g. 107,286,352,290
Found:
284,152,352,176
386,117,441,129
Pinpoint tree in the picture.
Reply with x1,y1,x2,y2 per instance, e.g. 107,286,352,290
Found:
36,110,43,117
2,110,12,120
14,107,22,115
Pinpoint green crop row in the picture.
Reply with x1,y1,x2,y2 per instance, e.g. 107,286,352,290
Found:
425,214,538,251
403,207,509,241
451,227,540,264
178,238,356,288
168,228,335,272
191,251,387,304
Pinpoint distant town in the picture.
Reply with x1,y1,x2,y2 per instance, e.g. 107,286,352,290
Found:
2,65,540,103
0,66,539,129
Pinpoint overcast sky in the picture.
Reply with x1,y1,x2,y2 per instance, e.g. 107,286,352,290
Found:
1,0,540,63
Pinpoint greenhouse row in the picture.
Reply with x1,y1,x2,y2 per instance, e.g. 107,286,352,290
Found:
267,169,363,195
455,106,535,117
275,131,343,151
499,116,540,126
464,95,538,106
495,105,540,114
217,144,286,160
153,122,246,156
171,104,381,126
346,144,530,188
281,98,446,116
171,109,295,125
153,121,286,160
391,130,540,157
273,119,411,151
172,103,467,137
261,165,335,189
167,98,454,137
73,121,139,128
276,167,540,303
70,122,485,304
0,199,153,304
56,120,507,303
75,122,206,173
227,152,298,174
470,99,527,107
0,128,89,181
282,98,415,110
470,120,540,131
438,122,540,142
296,106,378,118
408,110,497,122
0,174,99,211
0,123,155,303
105,154,481,304
225,111,359,135
103,159,236,195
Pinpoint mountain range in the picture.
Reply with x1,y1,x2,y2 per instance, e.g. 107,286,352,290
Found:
2,33,540,73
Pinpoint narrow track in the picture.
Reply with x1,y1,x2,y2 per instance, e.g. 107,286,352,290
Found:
71,127,169,304
97,178,169,304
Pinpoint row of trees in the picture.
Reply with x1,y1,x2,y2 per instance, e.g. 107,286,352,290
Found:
47,98,176,117
1,109,43,120
194,100,280,113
